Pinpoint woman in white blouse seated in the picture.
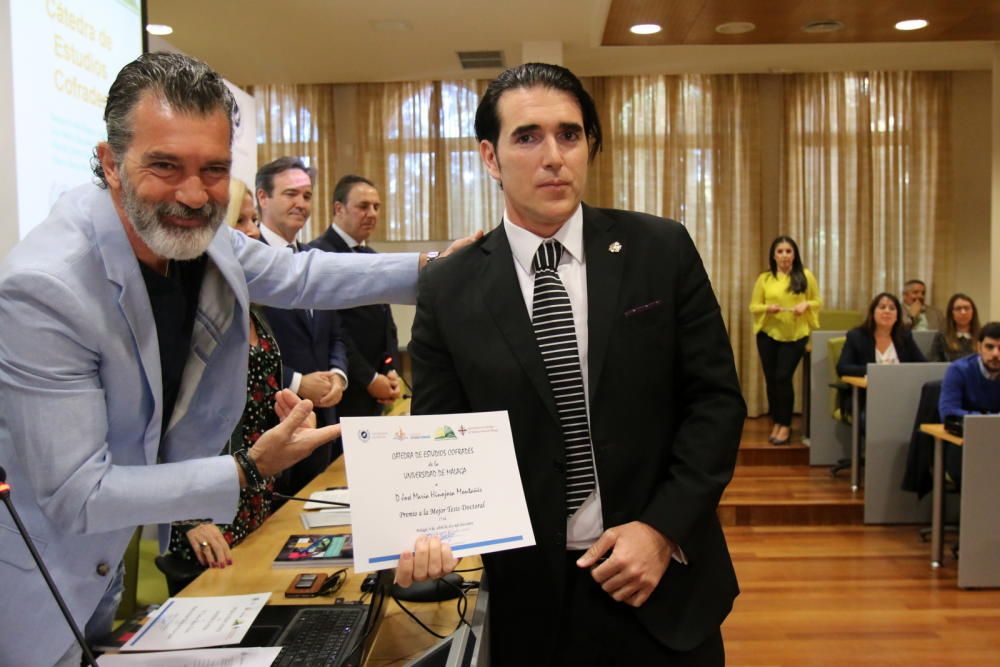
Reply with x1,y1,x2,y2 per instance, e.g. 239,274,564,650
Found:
838,292,926,379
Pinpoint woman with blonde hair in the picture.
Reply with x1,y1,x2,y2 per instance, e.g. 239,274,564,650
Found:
224,178,261,239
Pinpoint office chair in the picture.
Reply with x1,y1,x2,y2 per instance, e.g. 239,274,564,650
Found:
154,552,205,597
902,380,960,548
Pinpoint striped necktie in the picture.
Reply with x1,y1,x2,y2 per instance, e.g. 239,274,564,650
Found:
531,240,595,515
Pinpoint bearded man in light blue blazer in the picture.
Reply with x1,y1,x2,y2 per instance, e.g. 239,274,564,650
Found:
0,53,468,666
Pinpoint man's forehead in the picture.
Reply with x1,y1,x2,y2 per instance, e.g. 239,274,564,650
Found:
131,92,229,137
496,86,583,129
349,183,379,203
276,169,312,190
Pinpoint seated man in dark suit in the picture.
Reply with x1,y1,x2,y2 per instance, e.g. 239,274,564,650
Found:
309,175,402,417
255,157,349,493
938,321,1000,485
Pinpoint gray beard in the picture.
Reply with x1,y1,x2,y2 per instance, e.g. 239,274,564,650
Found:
119,170,225,260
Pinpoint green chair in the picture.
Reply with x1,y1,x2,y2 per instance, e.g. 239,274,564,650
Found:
116,529,170,621
827,336,849,422
819,309,863,332
116,528,142,621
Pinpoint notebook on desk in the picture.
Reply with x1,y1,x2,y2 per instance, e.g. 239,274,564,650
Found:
239,569,392,667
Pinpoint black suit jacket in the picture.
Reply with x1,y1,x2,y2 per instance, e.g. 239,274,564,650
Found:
837,327,926,378
308,228,399,417
410,205,746,662
257,237,349,491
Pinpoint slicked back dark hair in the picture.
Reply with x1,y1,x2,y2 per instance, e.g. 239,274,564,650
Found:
333,174,376,206
475,63,603,162
91,52,239,187
255,157,313,200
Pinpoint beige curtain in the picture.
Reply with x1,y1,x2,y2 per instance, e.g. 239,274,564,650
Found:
356,80,502,241
781,72,952,311
588,74,764,415
253,84,337,241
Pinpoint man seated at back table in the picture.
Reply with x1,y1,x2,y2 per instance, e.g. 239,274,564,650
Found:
938,321,1000,485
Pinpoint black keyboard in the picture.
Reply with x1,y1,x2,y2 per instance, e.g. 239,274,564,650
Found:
272,605,367,667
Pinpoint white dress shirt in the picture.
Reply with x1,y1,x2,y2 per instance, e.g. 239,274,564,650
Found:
503,206,604,549
330,222,365,250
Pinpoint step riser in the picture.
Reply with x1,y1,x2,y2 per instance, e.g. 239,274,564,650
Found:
737,448,810,466
718,504,863,526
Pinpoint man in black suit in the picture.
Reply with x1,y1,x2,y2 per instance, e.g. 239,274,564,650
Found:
397,64,746,666
308,175,402,417
255,157,349,492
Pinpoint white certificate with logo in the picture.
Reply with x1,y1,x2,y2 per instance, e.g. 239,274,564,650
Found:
341,411,535,572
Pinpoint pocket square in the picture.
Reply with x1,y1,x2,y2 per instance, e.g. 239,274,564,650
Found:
624,300,664,317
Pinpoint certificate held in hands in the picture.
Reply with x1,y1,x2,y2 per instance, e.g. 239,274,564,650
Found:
341,411,535,572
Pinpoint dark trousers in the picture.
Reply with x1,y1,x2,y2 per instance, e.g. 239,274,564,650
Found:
548,552,725,667
756,332,808,427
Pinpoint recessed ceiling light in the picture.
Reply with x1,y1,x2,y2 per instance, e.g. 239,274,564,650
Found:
630,23,662,35
716,22,756,35
895,19,928,31
145,24,173,36
802,20,845,34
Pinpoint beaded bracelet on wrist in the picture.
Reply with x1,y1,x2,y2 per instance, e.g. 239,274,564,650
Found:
233,449,264,489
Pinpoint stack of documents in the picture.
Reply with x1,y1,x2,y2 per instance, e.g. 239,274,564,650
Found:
299,487,351,528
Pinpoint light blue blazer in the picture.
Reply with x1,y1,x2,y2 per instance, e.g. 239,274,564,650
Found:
0,184,419,666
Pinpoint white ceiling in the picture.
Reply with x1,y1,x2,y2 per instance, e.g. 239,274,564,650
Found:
146,0,996,85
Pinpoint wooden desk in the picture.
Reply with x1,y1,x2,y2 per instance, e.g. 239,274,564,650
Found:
841,375,867,492
918,424,963,569
179,458,477,665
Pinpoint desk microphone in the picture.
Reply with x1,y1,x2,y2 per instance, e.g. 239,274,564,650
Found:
0,465,99,667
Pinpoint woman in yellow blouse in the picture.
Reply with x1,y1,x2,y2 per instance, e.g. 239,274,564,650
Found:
750,236,822,444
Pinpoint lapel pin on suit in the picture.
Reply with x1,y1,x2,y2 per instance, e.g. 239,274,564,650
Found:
608,241,622,253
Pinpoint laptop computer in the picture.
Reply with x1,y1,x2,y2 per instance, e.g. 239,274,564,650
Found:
239,569,392,667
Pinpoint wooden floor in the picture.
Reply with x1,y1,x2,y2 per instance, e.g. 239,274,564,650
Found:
721,417,1000,666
